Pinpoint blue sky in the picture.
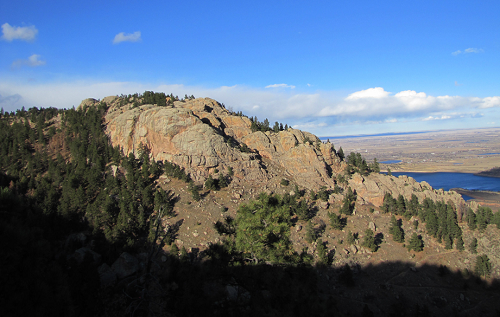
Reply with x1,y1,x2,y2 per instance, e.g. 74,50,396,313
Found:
1,0,499,136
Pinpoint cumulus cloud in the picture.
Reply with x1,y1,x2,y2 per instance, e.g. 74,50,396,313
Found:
346,87,390,100
452,47,484,55
1,23,38,42
11,54,46,69
317,87,499,119
113,31,141,44
1,80,499,136
265,83,295,89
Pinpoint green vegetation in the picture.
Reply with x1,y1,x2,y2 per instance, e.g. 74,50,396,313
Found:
346,230,357,245
475,254,492,277
250,116,289,133
381,193,479,251
361,228,378,252
389,215,405,243
407,233,424,252
339,187,356,215
328,211,345,230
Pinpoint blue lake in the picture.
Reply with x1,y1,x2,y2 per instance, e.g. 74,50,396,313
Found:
384,172,500,201
380,160,402,164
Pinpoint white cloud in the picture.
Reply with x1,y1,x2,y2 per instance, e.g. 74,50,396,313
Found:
454,81,462,86
113,31,141,44
464,48,484,53
422,115,452,121
452,47,484,55
1,81,499,136
477,96,500,108
11,54,46,68
265,83,295,89
346,87,390,100
1,23,38,42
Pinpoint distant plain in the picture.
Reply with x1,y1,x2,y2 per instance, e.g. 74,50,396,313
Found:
329,127,500,207
328,127,500,174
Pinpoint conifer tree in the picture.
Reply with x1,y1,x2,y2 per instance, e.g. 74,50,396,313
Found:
361,228,377,252
469,237,478,254
456,235,465,251
444,234,453,250
389,215,405,243
475,254,492,277
316,239,328,266
407,233,424,252
328,212,343,230
305,220,316,243
346,230,356,245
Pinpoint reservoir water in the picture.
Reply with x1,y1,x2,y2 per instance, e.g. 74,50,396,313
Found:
385,172,500,201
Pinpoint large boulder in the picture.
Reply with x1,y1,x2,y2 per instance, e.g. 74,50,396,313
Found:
111,252,139,279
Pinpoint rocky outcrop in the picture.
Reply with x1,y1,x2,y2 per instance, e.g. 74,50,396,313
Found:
348,172,465,209
82,95,469,209
103,97,339,189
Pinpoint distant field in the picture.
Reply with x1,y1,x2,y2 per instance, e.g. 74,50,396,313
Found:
326,127,500,174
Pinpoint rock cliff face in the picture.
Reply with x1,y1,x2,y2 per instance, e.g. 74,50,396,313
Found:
82,96,468,209
101,97,340,189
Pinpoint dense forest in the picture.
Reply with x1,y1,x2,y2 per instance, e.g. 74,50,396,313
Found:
1,92,499,316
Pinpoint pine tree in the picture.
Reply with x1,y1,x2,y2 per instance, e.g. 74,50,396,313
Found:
346,230,356,245
407,233,424,252
337,147,345,161
444,234,453,250
469,237,478,254
389,215,405,243
456,235,465,251
305,220,316,243
328,212,343,230
316,239,328,266
475,254,492,277
361,228,377,252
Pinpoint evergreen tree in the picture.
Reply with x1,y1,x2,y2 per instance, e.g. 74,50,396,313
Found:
389,215,405,243
346,230,356,245
474,254,492,277
469,237,478,254
466,207,477,230
305,220,316,243
328,212,343,230
340,187,356,215
218,173,228,188
444,234,453,250
456,235,464,251
273,121,280,133
361,228,377,252
316,239,329,266
425,210,439,237
493,211,500,229
370,158,380,173
407,233,424,252
337,147,345,161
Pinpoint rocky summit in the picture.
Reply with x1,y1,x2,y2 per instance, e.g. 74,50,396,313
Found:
83,96,465,208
